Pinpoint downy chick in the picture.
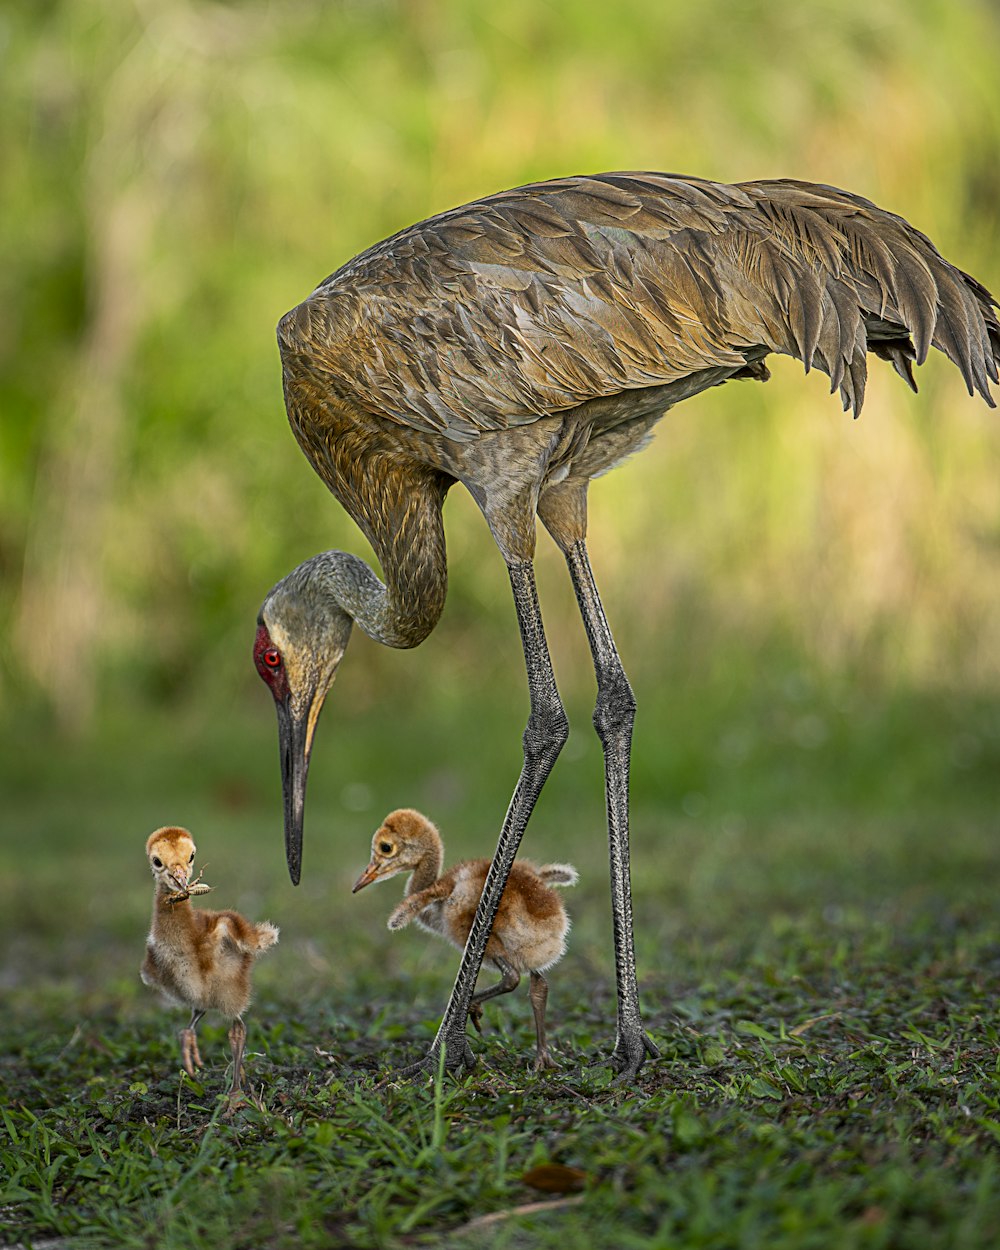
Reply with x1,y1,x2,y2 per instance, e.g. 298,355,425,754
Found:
141,825,278,1104
353,808,576,1069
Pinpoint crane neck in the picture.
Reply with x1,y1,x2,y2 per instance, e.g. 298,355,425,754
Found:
151,887,193,929
311,541,444,651
301,455,451,651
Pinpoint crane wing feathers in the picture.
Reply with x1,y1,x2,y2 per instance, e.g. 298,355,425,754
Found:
277,173,999,439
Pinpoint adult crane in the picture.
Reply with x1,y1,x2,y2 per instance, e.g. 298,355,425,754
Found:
254,172,999,1081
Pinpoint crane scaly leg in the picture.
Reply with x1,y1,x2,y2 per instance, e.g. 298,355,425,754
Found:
391,561,568,1080
565,539,659,1080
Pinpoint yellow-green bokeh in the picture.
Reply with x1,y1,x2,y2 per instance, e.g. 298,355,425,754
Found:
2,0,999,734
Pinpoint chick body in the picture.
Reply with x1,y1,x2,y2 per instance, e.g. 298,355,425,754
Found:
141,825,278,1102
354,808,577,1069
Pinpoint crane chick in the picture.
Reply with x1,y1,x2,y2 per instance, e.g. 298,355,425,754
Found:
353,808,577,1070
141,826,278,1105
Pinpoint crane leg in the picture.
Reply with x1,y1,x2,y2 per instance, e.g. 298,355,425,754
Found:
221,1016,249,1118
227,1016,248,1097
393,560,568,1079
564,538,659,1079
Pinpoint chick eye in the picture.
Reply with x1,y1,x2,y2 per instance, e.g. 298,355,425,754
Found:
263,649,282,669
152,856,163,868
189,852,195,863
379,842,393,855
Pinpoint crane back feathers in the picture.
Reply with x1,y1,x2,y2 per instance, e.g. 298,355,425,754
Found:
278,172,999,445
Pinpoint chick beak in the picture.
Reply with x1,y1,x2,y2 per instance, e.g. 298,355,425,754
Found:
352,860,384,893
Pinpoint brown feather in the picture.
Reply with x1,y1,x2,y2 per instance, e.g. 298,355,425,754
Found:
356,809,576,975
280,172,997,458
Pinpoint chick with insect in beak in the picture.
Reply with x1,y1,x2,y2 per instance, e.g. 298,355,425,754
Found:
141,826,279,1108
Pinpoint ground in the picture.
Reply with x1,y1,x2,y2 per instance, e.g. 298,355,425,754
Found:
3,684,999,1248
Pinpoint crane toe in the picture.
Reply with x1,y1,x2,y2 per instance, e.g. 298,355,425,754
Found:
379,1033,478,1087
607,1027,660,1081
533,1049,561,1073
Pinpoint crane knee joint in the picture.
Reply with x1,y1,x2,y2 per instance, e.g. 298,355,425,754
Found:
523,704,569,768
593,678,636,742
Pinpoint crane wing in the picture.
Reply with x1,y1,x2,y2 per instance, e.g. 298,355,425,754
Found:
278,173,999,441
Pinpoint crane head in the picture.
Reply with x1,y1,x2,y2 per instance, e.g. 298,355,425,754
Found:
255,565,353,885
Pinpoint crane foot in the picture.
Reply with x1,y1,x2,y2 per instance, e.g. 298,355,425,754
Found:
607,1027,660,1082
533,1048,561,1073
221,1091,246,1120
376,1033,477,1087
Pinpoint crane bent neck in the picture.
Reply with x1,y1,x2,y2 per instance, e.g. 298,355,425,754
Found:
305,546,443,650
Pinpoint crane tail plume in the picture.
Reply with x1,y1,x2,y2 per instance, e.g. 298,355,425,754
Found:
729,181,999,416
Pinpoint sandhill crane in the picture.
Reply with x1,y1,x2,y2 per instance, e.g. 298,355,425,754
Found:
353,808,578,1070
253,172,999,1082
141,826,279,1106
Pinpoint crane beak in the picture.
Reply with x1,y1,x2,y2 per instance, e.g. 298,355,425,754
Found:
258,586,349,886
275,693,317,886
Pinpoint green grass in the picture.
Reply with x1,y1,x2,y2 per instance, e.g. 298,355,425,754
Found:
4,904,1000,1248
3,668,1000,1248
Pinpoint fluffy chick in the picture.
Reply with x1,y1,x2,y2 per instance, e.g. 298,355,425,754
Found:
141,825,278,1104
353,808,577,1069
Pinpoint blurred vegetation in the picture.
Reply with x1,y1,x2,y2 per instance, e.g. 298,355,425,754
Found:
3,0,1000,737
2,0,1000,948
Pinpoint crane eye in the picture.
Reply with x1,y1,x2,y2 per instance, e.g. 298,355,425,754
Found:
379,841,393,855
152,856,163,868
189,852,195,863
263,649,282,669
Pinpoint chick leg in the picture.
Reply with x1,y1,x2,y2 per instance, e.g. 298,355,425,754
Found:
179,1009,205,1076
468,957,520,1035
227,1016,248,1098
528,971,559,1071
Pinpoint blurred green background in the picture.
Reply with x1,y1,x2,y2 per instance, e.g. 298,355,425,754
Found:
2,0,999,997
